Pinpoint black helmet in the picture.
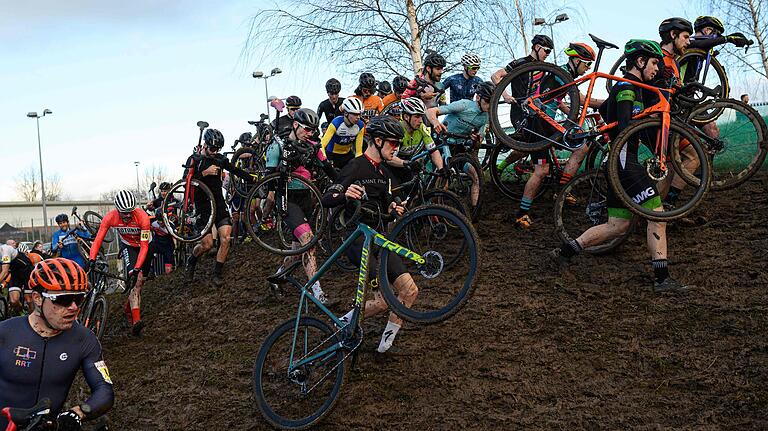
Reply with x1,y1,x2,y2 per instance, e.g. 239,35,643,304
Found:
237,132,253,144
377,80,392,95
366,116,405,141
204,128,225,149
423,52,447,68
659,17,694,38
325,78,342,94
286,95,302,108
359,73,376,89
694,16,724,34
392,75,409,93
475,81,495,101
293,108,320,130
159,182,172,191
55,214,69,223
624,39,664,60
532,34,554,49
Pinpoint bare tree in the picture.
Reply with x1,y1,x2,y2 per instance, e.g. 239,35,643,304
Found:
14,166,64,202
144,164,169,189
45,173,63,201
700,0,768,79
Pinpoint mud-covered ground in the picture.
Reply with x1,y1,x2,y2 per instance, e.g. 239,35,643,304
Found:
74,173,768,430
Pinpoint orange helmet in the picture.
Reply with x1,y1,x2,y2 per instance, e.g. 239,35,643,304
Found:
28,258,89,293
564,42,596,62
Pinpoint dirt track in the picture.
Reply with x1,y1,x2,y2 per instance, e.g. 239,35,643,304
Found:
73,173,768,430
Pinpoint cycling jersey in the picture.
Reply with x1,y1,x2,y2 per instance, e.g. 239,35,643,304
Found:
185,152,255,229
89,208,151,269
440,99,489,140
321,154,396,226
504,55,536,73
320,116,366,157
271,115,294,140
381,93,400,109
349,94,383,121
442,73,483,103
0,245,18,266
266,137,333,188
403,73,443,108
51,228,91,268
317,98,345,124
0,245,32,294
399,121,435,159
0,317,114,428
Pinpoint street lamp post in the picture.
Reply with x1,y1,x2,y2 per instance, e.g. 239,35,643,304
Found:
26,109,52,236
533,13,570,64
134,161,141,194
252,67,282,122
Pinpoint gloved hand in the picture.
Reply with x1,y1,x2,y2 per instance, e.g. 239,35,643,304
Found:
435,167,451,179
88,259,96,270
56,410,83,431
127,268,140,279
727,32,749,47
404,159,424,173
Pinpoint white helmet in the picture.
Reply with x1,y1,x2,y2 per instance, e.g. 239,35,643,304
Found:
114,190,136,213
18,242,30,253
342,97,364,115
400,97,426,116
461,52,481,68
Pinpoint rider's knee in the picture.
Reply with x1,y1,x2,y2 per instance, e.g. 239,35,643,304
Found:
394,274,418,299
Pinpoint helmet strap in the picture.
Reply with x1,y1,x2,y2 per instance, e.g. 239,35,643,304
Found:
38,298,59,332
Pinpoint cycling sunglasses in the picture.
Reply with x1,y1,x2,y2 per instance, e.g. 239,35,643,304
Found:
542,47,553,54
384,139,401,148
467,66,480,71
300,125,318,133
42,292,87,308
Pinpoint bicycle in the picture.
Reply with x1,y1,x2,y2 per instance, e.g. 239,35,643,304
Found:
2,398,53,431
252,202,479,429
489,34,712,221
431,132,485,221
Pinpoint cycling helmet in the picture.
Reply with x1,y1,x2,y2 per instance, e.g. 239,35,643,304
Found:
114,190,136,213
55,214,69,223
625,39,665,60
475,81,495,101
400,97,427,116
564,42,596,61
694,16,725,34
342,97,364,115
286,95,302,108
359,73,377,89
29,258,89,293
18,243,30,253
366,116,405,140
378,80,392,95
325,78,342,94
237,132,253,144
532,34,554,49
293,108,320,129
461,52,481,67
423,52,447,68
392,75,409,94
659,17,694,37
203,128,225,149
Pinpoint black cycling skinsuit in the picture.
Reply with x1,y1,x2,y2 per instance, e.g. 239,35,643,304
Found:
317,98,345,124
186,152,253,229
0,317,114,428
271,115,294,141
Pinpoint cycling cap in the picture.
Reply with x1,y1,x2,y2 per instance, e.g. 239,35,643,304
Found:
378,80,392,95
204,128,225,149
659,17,694,36
532,34,554,49
55,214,69,223
625,39,664,60
286,95,302,108
475,81,495,101
29,258,89,293
423,52,447,68
694,16,724,34
359,73,377,89
325,78,342,94
342,97,364,114
400,97,427,115
114,190,136,213
565,43,596,61
366,116,405,140
293,108,320,129
159,182,172,191
392,76,409,93
461,53,481,67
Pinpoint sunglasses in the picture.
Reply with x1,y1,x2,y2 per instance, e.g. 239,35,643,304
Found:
467,66,480,71
581,61,593,68
43,292,86,308
542,47,552,54
328,92,339,96
288,107,300,112
301,125,318,133
119,211,133,218
384,139,401,148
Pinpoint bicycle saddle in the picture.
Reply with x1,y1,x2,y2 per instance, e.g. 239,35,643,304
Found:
589,34,619,50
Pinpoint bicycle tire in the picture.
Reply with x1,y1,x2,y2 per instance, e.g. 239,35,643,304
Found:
231,146,266,197
488,144,546,202
678,49,730,124
437,154,484,221
253,317,347,430
607,118,711,221
686,98,767,191
82,211,114,243
0,296,7,321
84,295,108,340
605,53,627,93
553,170,634,255
418,189,470,219
379,204,480,324
243,173,327,256
489,61,580,151
163,179,216,243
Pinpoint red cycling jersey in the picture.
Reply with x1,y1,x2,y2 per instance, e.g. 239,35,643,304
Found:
89,208,151,268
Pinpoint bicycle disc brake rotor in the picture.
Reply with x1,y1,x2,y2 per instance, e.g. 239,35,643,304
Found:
644,158,667,181
585,201,607,224
419,251,444,279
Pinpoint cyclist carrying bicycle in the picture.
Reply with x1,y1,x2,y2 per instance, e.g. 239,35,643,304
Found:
442,53,483,103
320,97,366,170
51,213,92,268
403,51,447,108
0,242,33,316
271,95,303,140
384,97,445,185
318,78,345,124
350,73,384,122
0,258,114,431
550,39,687,293
146,181,176,211
491,34,554,104
321,116,417,354
381,75,409,118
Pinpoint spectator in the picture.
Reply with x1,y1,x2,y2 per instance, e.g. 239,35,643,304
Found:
741,94,750,104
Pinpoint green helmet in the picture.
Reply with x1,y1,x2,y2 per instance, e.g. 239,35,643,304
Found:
624,39,664,60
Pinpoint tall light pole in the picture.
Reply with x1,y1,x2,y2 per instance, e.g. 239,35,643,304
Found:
134,161,141,194
26,109,53,236
533,13,569,64
252,67,282,122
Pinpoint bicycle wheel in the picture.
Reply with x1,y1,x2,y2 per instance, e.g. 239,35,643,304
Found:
678,50,730,124
318,208,358,272
488,144,546,202
417,189,469,219
605,53,627,93
253,317,347,430
82,211,114,243
379,204,480,324
163,179,216,243
554,170,634,255
686,98,767,191
490,61,580,151
244,173,327,256
231,146,266,197
84,295,108,340
0,296,7,321
436,154,484,221
607,118,711,221
479,131,496,169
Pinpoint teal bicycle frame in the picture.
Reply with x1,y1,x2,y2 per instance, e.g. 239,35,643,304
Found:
287,221,425,373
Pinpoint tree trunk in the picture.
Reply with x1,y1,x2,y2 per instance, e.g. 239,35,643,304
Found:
406,0,423,72
746,0,768,77
514,0,528,55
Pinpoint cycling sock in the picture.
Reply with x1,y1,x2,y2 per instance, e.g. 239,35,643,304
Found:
559,172,573,186
131,308,141,323
560,239,582,258
340,309,354,324
214,261,224,275
652,259,669,282
377,321,401,353
516,197,533,218
665,187,681,204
